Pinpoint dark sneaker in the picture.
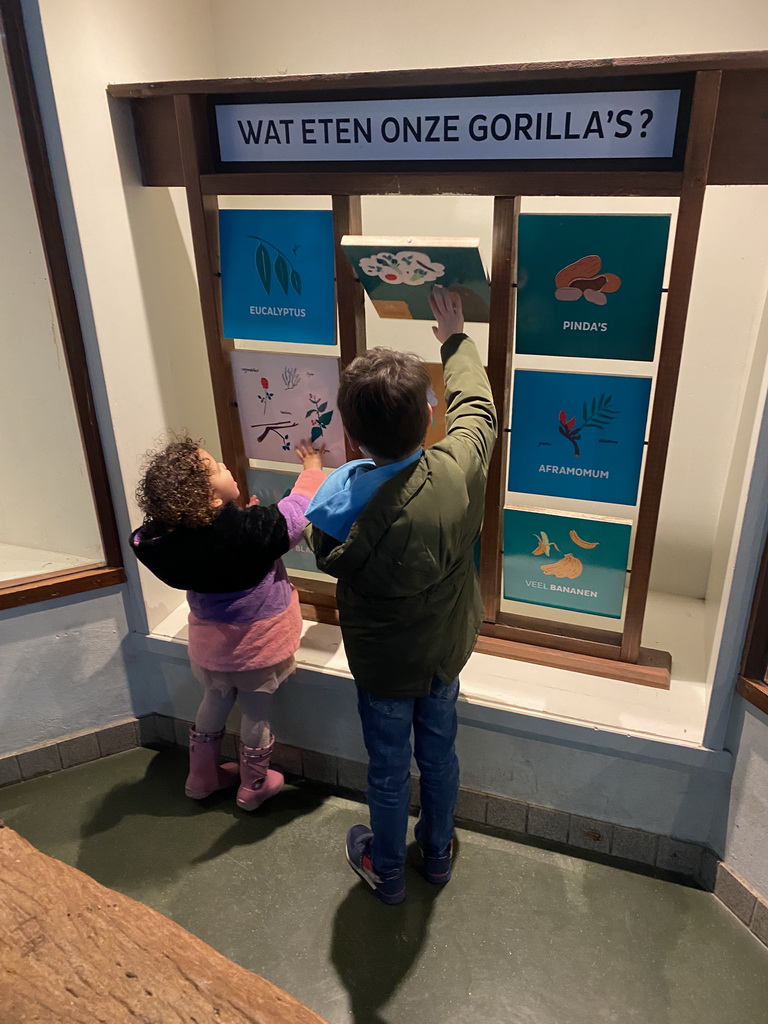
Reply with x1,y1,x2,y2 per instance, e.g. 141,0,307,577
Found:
345,825,406,905
418,839,455,884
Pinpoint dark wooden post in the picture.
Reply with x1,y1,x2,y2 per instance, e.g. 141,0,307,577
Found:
174,94,249,497
331,195,366,461
620,70,722,662
332,195,366,368
479,196,520,622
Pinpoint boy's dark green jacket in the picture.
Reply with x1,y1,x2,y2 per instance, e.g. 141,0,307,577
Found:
307,333,497,699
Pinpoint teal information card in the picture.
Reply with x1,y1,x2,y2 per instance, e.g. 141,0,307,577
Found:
503,507,631,618
507,369,651,505
220,209,336,345
516,213,670,361
340,236,491,322
246,468,318,574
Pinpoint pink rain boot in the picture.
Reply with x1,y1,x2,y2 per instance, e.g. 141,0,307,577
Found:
237,738,284,811
185,728,239,799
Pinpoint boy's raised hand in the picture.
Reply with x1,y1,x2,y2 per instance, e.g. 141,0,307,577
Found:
295,439,325,472
428,285,464,345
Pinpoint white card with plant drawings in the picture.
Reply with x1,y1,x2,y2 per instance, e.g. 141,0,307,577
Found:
231,350,345,467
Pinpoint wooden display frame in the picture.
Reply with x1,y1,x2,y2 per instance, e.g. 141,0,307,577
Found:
738,522,768,718
109,52,768,689
0,0,125,611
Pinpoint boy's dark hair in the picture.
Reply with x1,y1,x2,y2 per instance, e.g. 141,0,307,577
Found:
337,348,431,460
136,434,216,528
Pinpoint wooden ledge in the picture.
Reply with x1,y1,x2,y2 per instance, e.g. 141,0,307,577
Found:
736,676,768,719
0,566,126,611
107,51,768,98
475,635,671,689
300,603,671,689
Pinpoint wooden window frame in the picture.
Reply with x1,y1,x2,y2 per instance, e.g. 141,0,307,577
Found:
738,527,768,718
108,53,768,688
0,0,125,611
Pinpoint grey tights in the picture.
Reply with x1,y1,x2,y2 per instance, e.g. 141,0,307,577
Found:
194,687,272,748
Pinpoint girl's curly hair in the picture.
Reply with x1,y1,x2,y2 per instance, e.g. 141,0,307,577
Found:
136,434,216,528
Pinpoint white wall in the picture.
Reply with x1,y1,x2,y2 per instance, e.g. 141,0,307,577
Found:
0,43,101,560
0,591,146,754
0,0,224,756
210,0,768,76
31,0,222,632
148,649,731,844
725,698,768,899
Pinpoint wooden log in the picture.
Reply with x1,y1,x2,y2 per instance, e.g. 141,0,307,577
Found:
0,824,329,1024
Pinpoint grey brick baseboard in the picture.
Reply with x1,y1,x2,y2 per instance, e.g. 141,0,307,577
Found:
3,712,768,951
0,719,140,785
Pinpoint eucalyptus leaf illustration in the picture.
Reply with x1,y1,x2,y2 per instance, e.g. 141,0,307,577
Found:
255,244,272,294
275,254,290,295
249,235,303,299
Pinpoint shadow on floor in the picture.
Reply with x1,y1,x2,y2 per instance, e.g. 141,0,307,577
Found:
75,747,327,889
331,868,443,1024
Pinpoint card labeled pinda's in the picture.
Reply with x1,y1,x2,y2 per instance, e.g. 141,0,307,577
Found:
516,214,670,361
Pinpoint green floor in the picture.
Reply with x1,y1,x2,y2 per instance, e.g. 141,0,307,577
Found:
1,747,767,1024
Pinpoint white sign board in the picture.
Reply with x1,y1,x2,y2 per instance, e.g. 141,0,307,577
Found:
215,90,681,164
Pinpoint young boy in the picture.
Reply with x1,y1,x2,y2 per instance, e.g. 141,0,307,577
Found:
306,286,497,903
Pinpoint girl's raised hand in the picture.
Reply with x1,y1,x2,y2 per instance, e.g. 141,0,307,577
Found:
295,440,324,471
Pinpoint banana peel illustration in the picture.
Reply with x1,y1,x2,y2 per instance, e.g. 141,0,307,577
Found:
540,553,583,579
569,530,600,550
532,531,560,556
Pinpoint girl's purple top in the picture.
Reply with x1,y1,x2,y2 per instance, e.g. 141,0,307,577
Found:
188,490,311,625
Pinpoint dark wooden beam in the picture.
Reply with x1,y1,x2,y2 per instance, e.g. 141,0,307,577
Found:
480,197,518,622
0,568,126,611
107,51,768,98
174,94,249,497
201,171,684,198
620,70,721,663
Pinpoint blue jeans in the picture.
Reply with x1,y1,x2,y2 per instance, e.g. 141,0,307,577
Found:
357,676,460,879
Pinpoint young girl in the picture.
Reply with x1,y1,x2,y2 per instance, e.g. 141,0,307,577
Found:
131,434,324,810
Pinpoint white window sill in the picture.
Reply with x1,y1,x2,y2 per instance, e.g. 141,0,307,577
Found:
134,590,729,773
0,541,97,583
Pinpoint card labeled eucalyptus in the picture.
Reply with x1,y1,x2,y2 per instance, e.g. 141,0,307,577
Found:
219,209,335,344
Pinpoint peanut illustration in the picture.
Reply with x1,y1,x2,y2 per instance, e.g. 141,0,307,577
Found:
569,530,600,549
540,553,583,579
555,255,602,289
554,254,622,305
